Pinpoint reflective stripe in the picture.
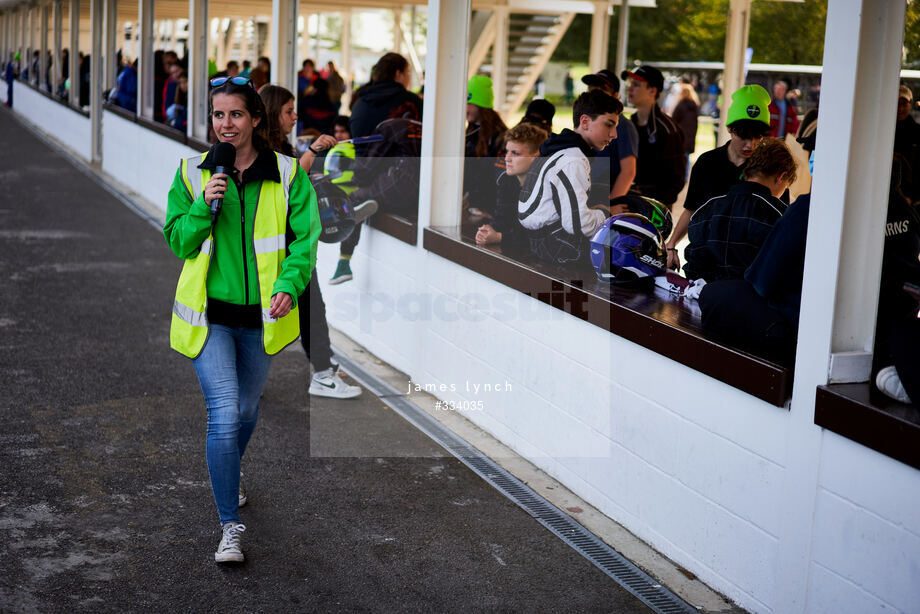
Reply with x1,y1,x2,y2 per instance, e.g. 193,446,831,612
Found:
261,308,277,323
173,300,208,327
184,154,207,200
277,155,294,219
253,234,285,254
200,237,212,255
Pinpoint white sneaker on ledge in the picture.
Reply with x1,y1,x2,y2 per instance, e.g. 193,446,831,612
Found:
215,522,246,563
876,366,912,404
309,365,362,399
238,473,247,508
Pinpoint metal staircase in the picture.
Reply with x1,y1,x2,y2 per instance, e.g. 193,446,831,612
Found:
470,10,575,115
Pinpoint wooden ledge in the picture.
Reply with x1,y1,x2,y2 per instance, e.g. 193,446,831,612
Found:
423,225,793,407
367,211,418,245
816,384,920,470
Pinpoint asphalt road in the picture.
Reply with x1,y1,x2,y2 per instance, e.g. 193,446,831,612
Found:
0,107,650,613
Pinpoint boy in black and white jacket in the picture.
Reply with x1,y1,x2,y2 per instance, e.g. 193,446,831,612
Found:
518,89,623,265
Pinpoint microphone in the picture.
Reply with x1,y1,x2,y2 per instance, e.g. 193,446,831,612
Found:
211,142,236,226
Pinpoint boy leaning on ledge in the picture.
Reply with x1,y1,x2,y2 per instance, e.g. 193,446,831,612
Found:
476,121,549,247
517,90,623,266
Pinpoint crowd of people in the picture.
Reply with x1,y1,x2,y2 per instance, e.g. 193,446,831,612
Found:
452,65,917,410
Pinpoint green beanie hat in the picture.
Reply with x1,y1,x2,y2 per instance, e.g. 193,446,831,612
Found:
467,74,494,109
726,84,771,127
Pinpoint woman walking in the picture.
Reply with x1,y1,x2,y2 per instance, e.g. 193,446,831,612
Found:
164,75,320,563
259,84,361,398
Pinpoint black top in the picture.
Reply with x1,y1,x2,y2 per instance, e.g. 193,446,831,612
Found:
492,172,528,247
684,181,787,282
685,142,791,212
745,193,810,326
631,105,685,206
684,143,743,212
349,81,423,144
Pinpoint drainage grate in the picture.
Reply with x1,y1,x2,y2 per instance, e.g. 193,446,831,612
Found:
333,350,699,614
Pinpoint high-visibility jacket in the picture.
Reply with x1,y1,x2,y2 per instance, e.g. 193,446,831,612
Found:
168,151,310,358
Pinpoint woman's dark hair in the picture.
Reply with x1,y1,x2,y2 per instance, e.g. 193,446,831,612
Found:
469,107,508,158
372,52,409,83
258,84,295,153
209,80,271,151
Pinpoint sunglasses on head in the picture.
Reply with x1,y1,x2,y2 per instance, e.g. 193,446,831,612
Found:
209,76,254,89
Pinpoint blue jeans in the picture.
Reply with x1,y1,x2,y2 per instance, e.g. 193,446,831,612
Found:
192,324,273,525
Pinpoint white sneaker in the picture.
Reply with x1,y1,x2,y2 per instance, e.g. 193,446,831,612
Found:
351,199,378,223
309,366,362,399
238,473,247,508
876,366,912,404
215,522,246,563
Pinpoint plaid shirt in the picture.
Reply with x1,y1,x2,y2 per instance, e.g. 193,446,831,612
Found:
684,181,787,282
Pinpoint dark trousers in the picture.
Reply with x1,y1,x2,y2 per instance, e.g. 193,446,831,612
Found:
340,222,362,257
875,303,920,405
299,275,334,372
699,279,797,362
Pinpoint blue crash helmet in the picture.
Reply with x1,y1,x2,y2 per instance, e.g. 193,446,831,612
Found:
590,213,667,284
312,177,357,243
609,194,673,241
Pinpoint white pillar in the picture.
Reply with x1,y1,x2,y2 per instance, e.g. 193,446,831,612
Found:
311,13,320,64
775,2,907,613
52,0,62,95
418,0,470,231
271,0,298,93
103,0,117,91
90,0,103,162
69,0,79,108
614,0,629,96
40,2,49,90
588,1,610,73
188,0,209,140
719,0,751,145
137,0,153,117
20,6,27,71
392,8,403,54
492,7,508,114
296,15,307,65
341,9,352,108
239,19,251,66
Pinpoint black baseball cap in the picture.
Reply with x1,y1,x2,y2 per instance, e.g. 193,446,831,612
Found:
621,65,664,94
582,69,620,94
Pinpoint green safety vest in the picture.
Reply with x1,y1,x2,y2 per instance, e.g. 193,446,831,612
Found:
170,151,300,358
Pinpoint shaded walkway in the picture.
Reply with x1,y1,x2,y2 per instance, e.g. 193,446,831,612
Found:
0,107,651,613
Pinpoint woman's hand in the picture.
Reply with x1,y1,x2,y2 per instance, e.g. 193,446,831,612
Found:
313,134,338,150
269,292,293,319
298,134,339,171
203,173,228,208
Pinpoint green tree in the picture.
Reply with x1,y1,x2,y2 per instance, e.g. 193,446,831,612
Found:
553,0,836,67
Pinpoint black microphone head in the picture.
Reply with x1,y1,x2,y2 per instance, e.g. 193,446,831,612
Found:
213,142,236,170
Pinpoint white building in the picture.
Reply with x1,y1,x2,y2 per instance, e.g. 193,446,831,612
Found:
0,1,917,612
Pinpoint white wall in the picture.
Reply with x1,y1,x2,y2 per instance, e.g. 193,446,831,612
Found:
14,84,92,161
102,109,201,214
807,432,920,613
319,240,790,614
